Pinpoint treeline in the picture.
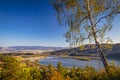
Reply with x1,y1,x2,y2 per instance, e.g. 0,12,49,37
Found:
0,55,120,80
49,43,120,58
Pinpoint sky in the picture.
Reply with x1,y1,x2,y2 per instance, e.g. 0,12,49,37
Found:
0,0,119,47
0,0,68,47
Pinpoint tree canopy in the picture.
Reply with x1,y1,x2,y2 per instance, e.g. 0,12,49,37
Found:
51,0,120,69
51,0,120,47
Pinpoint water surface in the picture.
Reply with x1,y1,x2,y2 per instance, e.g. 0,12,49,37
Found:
39,57,120,70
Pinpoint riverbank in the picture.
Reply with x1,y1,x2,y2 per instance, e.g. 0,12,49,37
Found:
14,55,47,62
56,55,100,61
23,56,47,61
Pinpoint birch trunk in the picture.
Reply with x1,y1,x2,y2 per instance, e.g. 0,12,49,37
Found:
85,0,108,69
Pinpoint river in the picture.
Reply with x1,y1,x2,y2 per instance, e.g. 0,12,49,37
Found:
39,57,120,70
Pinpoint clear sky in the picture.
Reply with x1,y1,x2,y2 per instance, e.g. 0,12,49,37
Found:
0,0,69,47
0,0,119,47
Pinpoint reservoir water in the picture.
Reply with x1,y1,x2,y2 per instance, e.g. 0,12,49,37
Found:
39,57,120,70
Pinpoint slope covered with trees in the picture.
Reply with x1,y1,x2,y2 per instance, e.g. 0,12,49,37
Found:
0,55,120,80
49,43,120,59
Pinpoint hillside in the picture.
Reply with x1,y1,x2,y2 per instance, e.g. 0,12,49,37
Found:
1,43,120,59
48,43,120,59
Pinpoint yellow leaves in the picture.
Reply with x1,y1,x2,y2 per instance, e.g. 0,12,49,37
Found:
83,71,90,79
92,45,95,49
20,63,27,68
89,0,105,13
99,69,106,74
50,71,64,80
76,7,85,19
65,0,78,14
98,69,108,79
66,0,77,8
65,75,71,80
80,45,85,50
84,0,105,13
105,44,112,49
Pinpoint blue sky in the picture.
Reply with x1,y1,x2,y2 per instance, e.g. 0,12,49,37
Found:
0,0,68,47
0,0,119,47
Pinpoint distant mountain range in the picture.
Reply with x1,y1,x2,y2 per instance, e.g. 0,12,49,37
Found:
0,43,120,59
0,46,67,52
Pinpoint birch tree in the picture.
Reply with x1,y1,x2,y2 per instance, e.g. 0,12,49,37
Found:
50,0,120,69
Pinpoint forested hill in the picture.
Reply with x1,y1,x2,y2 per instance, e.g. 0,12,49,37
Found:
48,43,120,58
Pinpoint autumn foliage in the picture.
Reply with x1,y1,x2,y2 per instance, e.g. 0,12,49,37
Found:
0,55,120,80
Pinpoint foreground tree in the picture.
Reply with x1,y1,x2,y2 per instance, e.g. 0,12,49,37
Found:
50,0,120,69
0,55,21,80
